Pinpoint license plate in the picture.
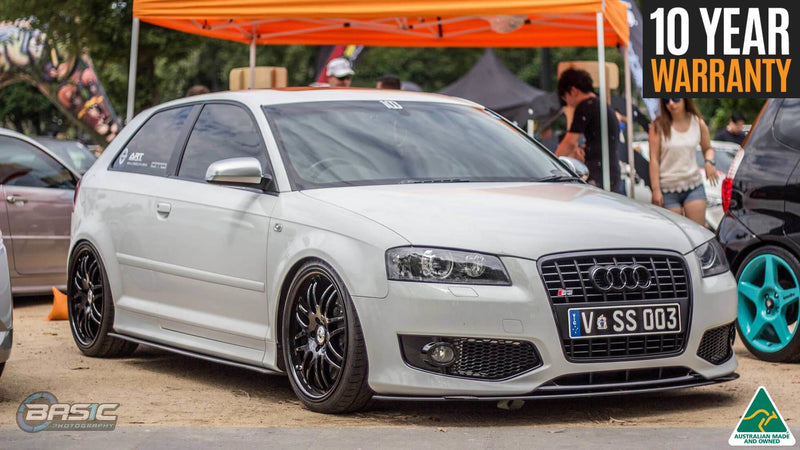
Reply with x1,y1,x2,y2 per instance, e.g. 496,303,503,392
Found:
567,303,681,339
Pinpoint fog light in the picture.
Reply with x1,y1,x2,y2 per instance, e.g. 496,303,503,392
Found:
422,342,456,367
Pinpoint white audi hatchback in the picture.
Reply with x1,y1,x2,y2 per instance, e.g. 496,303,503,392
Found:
69,89,738,413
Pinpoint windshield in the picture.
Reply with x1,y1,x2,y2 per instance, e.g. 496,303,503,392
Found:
263,101,568,189
695,147,737,173
38,139,97,174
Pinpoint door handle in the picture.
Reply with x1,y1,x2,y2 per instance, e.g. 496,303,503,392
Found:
6,195,26,205
156,202,172,215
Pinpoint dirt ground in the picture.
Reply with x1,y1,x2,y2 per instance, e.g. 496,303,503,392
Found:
1,296,798,429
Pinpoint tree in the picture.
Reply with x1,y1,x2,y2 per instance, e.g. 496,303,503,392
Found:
0,83,63,134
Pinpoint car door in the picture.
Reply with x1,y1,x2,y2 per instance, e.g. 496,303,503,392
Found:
778,104,800,250
0,135,76,278
143,102,276,364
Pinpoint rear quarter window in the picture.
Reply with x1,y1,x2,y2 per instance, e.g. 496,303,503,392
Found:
111,106,193,176
774,99,800,151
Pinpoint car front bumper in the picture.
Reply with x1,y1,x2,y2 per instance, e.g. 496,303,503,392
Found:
353,255,738,398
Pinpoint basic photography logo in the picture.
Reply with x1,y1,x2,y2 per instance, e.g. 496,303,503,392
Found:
644,0,799,97
729,386,796,446
16,392,119,432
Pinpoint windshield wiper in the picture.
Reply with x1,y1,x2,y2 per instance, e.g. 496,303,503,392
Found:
534,174,584,183
400,178,472,184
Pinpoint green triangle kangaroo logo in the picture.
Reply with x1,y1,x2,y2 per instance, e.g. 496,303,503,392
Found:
729,386,796,446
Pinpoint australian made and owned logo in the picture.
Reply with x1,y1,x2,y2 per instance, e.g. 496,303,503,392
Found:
16,392,119,432
730,386,796,446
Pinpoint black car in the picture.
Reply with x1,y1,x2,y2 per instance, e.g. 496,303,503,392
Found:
717,98,800,363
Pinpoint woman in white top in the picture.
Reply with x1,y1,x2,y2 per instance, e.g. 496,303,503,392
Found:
649,98,719,226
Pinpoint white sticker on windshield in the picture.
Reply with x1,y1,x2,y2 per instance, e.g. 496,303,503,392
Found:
118,148,129,165
379,100,403,110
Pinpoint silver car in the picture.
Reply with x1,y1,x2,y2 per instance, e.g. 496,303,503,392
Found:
69,90,738,413
0,231,13,378
0,128,79,295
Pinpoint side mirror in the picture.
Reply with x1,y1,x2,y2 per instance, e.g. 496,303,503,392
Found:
558,156,589,179
205,157,271,189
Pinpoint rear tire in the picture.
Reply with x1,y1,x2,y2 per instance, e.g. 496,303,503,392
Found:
67,242,137,358
281,260,372,413
735,245,800,362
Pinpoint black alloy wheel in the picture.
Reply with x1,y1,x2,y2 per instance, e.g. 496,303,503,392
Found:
282,260,371,413
67,242,137,357
70,246,104,346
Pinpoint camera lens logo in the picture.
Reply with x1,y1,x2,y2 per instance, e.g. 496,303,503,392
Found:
17,392,119,432
590,264,652,292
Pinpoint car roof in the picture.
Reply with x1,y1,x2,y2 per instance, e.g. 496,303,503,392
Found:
152,88,481,112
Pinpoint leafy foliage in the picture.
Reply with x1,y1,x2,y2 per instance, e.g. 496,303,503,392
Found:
1,0,765,143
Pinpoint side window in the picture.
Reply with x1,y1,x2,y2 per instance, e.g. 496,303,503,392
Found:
0,136,76,189
112,106,193,176
774,99,800,150
178,104,267,181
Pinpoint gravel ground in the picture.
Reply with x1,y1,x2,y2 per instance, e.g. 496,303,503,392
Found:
1,296,798,430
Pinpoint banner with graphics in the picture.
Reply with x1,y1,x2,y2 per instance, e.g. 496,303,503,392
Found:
643,1,799,97
0,20,120,143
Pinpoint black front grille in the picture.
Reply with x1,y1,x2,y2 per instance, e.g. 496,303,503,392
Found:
539,251,692,362
448,338,539,380
697,323,735,364
540,253,689,304
563,333,686,359
399,335,541,380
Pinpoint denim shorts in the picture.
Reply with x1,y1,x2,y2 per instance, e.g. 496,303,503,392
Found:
662,184,706,209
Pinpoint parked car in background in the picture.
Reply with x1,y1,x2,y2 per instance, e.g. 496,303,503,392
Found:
35,137,98,175
0,231,12,378
0,128,80,295
717,98,800,363
69,90,737,413
624,140,740,230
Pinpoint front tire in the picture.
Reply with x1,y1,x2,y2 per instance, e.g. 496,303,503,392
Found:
735,245,800,362
67,242,137,358
281,260,372,413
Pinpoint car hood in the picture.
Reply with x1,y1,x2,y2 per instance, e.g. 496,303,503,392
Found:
301,183,713,259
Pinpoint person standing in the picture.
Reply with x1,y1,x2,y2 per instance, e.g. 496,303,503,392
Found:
649,97,719,226
555,69,623,194
714,110,747,145
376,74,401,90
325,57,355,87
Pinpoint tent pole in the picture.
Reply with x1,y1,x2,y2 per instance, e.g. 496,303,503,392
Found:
126,18,140,123
249,32,256,89
596,12,610,192
624,44,635,198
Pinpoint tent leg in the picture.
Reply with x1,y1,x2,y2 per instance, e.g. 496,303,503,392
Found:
596,12,610,192
624,45,635,198
126,18,140,123
249,32,256,89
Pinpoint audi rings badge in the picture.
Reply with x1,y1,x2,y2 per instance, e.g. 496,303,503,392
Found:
589,265,652,291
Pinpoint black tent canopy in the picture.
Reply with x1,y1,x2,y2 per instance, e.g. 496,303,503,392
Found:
439,49,561,128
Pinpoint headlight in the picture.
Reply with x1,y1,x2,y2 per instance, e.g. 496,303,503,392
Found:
386,247,511,285
694,239,729,277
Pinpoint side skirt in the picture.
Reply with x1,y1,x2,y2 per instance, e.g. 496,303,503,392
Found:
108,332,284,376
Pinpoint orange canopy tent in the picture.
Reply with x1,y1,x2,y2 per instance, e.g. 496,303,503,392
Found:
130,0,633,192
132,0,628,48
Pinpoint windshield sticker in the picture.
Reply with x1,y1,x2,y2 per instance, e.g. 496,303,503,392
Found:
150,162,167,170
118,148,128,165
379,100,403,110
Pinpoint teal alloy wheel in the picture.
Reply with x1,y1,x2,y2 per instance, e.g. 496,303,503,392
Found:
736,246,800,362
